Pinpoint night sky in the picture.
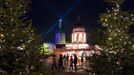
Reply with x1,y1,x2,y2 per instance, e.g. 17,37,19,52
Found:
32,0,134,42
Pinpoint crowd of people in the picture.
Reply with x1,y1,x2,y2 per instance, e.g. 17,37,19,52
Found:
51,53,86,72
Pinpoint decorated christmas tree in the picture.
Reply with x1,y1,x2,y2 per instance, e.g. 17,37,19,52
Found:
0,0,47,75
89,0,134,75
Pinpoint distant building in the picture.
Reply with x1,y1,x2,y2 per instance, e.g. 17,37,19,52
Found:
44,18,101,58
54,18,97,58
55,19,66,49
66,22,89,49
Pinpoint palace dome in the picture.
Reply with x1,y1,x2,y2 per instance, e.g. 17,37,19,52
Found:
73,23,84,29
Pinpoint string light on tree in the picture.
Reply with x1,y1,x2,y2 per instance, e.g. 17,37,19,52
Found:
0,0,46,74
89,0,134,74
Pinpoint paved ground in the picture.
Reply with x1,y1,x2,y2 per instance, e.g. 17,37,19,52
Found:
50,65,89,75
54,72,88,75
44,59,89,75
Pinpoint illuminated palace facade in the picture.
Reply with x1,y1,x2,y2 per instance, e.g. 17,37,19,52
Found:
66,23,89,49
54,19,100,57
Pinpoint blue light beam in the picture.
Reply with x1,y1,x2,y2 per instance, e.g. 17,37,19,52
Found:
44,0,80,36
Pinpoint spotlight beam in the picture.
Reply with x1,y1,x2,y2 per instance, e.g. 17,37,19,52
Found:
43,0,80,38
41,0,71,37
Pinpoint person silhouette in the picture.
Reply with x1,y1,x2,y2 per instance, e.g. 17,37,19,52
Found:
73,54,78,71
69,56,74,71
81,53,84,66
63,55,67,66
51,54,57,70
66,53,69,66
58,54,64,70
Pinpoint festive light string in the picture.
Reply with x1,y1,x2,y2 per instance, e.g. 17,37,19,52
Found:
99,2,133,53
